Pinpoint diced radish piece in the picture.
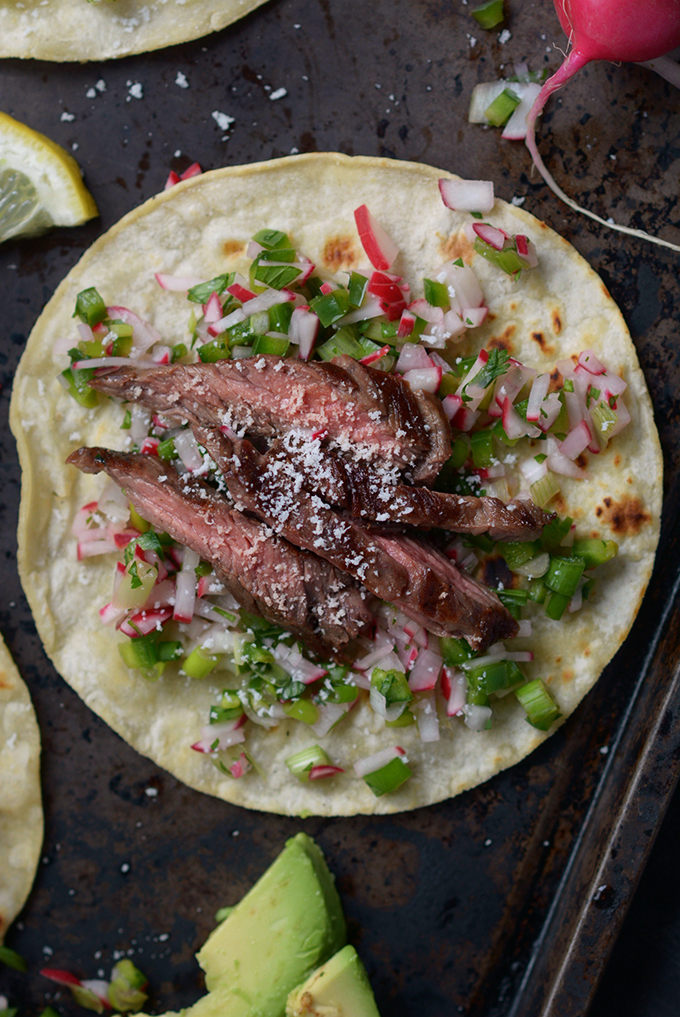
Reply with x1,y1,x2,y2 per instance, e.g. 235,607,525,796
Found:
441,666,467,716
150,346,172,366
227,282,257,303
403,366,442,393
502,396,529,440
360,344,392,366
173,563,197,624
106,306,163,357
606,397,631,438
395,343,434,374
335,295,384,326
174,429,204,472
559,419,592,460
353,641,396,672
228,753,252,779
119,607,173,637
461,306,488,328
501,82,541,140
515,234,539,268
354,205,399,270
320,282,334,295
164,170,180,190
463,704,493,731
140,436,160,455
192,722,246,754
155,273,203,292
408,648,442,691
309,764,345,779
77,538,119,559
545,436,587,479
353,745,406,778
210,288,294,335
179,162,202,180
520,456,548,486
288,306,319,360
526,373,551,422
600,370,627,397
397,309,416,339
203,291,223,322
439,177,495,213
311,702,351,738
413,690,440,742
536,392,562,432
577,350,607,375
472,222,506,251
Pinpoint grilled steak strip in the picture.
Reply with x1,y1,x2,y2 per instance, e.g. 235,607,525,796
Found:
246,434,551,541
66,447,373,658
88,354,452,485
195,427,518,651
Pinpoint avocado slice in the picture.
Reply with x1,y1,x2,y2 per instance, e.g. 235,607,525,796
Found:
285,945,381,1017
194,832,346,1014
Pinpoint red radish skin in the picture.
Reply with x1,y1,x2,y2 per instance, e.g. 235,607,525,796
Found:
526,0,680,251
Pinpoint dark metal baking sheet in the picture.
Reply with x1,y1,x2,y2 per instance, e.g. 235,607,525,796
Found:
1,2,679,1014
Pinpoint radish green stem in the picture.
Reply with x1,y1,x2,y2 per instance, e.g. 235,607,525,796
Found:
526,50,680,253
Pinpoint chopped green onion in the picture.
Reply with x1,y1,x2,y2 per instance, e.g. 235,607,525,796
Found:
158,641,183,662
484,88,521,127
108,960,148,1012
545,590,571,620
465,659,524,696
348,272,369,307
121,409,132,430
370,667,412,706
252,251,301,290
268,301,294,333
439,636,476,667
74,286,107,326
128,503,150,532
157,437,177,461
119,635,159,671
187,274,233,304
0,946,27,972
282,699,319,725
61,365,98,408
210,689,244,724
473,237,524,276
285,745,330,781
182,645,222,679
497,541,541,570
252,228,292,250
528,578,548,604
385,708,416,728
172,342,188,362
423,277,449,308
544,555,585,597
438,373,459,397
530,470,560,509
311,288,351,327
590,402,618,447
571,538,618,569
324,679,358,704
470,428,495,468
316,327,365,361
111,334,132,357
471,0,504,29
540,515,573,550
363,756,412,797
251,334,290,357
39,1008,60,1017
199,339,231,363
497,588,528,619
515,679,561,730
215,906,234,922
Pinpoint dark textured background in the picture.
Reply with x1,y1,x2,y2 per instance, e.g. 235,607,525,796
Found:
1,2,680,1014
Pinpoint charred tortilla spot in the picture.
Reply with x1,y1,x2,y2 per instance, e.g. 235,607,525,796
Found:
479,556,513,590
575,453,588,470
222,239,244,257
614,454,621,466
562,669,574,683
322,235,357,271
489,325,515,352
601,283,612,300
552,493,568,514
530,331,554,356
439,231,474,262
596,506,603,517
551,309,562,335
510,302,518,312
548,369,562,394
0,668,11,689
600,495,651,536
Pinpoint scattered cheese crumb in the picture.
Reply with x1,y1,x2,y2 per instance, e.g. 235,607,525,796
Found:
60,111,75,122
212,110,235,132
269,87,288,101
175,71,189,89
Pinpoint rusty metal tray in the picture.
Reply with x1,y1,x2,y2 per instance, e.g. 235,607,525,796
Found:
2,2,680,1014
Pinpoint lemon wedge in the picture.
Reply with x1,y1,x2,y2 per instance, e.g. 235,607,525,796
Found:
0,112,98,243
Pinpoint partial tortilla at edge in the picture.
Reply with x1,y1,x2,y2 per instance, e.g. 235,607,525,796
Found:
0,633,42,942
0,0,269,61
10,153,662,815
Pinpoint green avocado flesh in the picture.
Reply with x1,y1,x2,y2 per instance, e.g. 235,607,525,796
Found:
143,833,344,1017
286,945,381,1017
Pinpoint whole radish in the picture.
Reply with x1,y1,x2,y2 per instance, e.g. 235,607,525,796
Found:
526,0,680,251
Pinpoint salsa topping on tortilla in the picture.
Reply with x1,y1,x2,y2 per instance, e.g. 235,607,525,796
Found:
58,193,630,795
